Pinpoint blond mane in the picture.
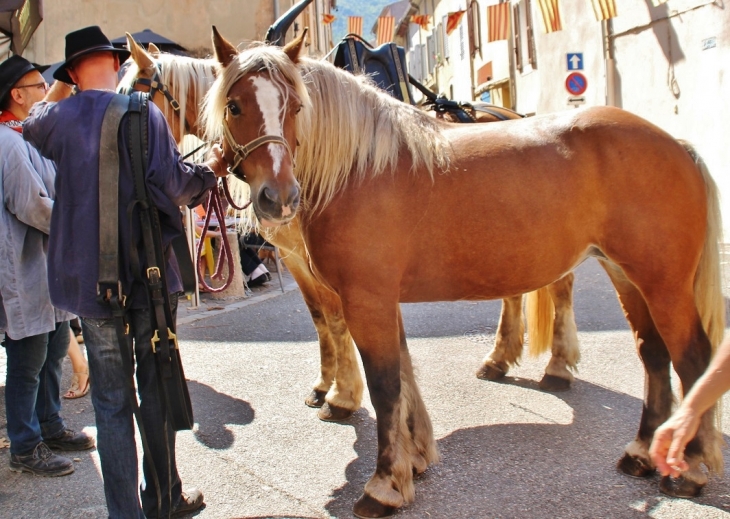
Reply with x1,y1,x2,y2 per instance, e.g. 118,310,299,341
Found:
203,45,450,214
119,52,217,140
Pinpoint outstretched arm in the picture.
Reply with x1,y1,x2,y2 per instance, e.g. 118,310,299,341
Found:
650,335,730,477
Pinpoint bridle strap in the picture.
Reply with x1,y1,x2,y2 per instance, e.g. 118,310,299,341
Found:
221,116,294,178
132,75,181,112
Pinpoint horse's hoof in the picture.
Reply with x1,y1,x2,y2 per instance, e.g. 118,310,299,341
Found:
318,402,354,422
539,374,572,392
476,362,506,381
353,493,396,519
305,389,327,408
659,475,704,498
617,453,655,478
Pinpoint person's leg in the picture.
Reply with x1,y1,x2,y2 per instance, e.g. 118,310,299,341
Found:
5,331,52,455
82,317,145,518
63,328,90,399
5,329,74,476
37,321,70,439
133,296,184,518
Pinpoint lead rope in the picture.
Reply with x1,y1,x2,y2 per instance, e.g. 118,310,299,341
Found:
186,145,252,293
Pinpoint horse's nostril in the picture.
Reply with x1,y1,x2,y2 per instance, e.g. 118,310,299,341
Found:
261,186,277,203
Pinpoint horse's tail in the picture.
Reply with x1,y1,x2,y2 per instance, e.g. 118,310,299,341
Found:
526,287,554,357
680,141,725,352
680,140,725,471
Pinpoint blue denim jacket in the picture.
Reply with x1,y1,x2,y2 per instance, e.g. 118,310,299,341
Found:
0,124,73,339
24,90,216,318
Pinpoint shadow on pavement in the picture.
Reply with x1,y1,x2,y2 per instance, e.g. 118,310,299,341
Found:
323,380,730,519
188,380,254,450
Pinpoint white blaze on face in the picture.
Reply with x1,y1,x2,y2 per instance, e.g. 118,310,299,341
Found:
250,75,285,176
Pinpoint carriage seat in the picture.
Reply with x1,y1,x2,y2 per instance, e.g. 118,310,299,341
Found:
333,36,414,105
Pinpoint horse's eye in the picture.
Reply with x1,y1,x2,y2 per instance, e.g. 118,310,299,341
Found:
296,104,302,114
227,101,241,116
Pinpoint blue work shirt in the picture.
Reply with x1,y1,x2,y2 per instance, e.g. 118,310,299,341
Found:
24,90,216,318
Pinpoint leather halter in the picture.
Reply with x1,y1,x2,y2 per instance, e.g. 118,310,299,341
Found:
221,110,295,178
129,65,181,112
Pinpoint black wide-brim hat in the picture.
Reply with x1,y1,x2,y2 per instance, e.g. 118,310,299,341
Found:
0,55,50,105
54,25,131,84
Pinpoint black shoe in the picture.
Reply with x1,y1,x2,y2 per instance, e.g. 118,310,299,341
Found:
9,442,74,477
171,488,204,517
44,428,95,451
248,273,270,287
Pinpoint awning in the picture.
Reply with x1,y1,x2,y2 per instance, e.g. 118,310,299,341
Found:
111,29,188,56
0,0,43,55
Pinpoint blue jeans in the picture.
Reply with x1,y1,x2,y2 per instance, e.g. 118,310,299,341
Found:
82,296,183,519
4,321,71,455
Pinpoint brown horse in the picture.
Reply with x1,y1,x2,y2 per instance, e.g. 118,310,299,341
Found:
119,34,584,420
205,29,725,518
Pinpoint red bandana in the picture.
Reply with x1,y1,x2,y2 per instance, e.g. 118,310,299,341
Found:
0,110,22,133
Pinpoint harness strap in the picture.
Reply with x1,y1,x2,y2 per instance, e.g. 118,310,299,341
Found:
132,77,181,112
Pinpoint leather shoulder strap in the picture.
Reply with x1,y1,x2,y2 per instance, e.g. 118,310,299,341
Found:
98,94,131,298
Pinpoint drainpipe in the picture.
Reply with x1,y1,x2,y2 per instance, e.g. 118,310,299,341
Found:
602,19,616,107
273,0,279,20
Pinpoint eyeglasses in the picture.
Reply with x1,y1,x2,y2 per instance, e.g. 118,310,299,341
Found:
14,81,49,93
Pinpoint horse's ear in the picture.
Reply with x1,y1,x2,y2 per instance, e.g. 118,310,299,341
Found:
147,42,161,57
283,27,308,64
126,33,154,70
212,25,238,68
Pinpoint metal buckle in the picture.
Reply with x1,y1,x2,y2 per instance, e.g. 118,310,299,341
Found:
147,266,161,282
151,327,178,354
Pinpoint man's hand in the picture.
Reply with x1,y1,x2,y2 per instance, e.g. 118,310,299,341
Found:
204,144,228,178
44,81,74,103
649,408,701,478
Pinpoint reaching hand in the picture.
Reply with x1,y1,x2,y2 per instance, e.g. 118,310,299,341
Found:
649,408,701,478
44,81,74,103
205,144,228,177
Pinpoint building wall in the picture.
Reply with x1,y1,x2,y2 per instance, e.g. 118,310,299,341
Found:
22,0,332,64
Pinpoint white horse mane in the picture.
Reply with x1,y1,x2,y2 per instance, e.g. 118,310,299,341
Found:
203,44,450,214
119,52,217,140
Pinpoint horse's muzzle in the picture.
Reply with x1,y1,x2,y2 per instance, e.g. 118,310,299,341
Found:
255,181,301,226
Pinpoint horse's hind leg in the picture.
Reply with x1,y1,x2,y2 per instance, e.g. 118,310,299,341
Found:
601,261,718,496
476,295,524,381
601,262,672,477
540,273,580,391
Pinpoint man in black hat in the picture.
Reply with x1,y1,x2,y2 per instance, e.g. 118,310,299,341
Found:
0,55,95,478
24,26,226,518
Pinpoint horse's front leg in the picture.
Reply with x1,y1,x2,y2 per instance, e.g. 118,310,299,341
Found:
343,298,437,518
476,294,524,381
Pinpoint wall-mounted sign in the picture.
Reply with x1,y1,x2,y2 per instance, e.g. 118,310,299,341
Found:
565,72,588,96
567,53,583,71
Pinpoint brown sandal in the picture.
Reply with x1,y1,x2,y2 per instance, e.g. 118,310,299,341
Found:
63,371,90,399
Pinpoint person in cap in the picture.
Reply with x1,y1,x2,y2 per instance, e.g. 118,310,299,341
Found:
24,26,226,517
0,55,95,477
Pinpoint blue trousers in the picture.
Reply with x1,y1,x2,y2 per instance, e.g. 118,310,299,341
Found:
82,296,182,519
4,321,71,455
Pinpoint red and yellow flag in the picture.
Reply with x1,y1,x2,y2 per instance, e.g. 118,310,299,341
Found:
591,0,617,20
376,16,395,46
348,16,363,36
487,3,510,42
411,14,431,30
322,13,336,25
536,0,562,33
445,10,466,36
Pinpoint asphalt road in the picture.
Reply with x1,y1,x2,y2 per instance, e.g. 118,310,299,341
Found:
2,258,730,518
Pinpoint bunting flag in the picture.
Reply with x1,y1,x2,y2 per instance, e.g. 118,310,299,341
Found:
376,16,395,46
445,10,466,35
411,14,431,30
487,2,510,42
591,0,617,20
348,16,363,36
536,0,562,33
322,13,336,25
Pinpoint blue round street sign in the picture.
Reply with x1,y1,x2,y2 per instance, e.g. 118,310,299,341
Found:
565,72,587,96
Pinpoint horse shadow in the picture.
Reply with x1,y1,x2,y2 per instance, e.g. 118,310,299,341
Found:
323,380,730,519
187,380,254,450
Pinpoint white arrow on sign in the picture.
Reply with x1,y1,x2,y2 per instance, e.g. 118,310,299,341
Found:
569,55,581,69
